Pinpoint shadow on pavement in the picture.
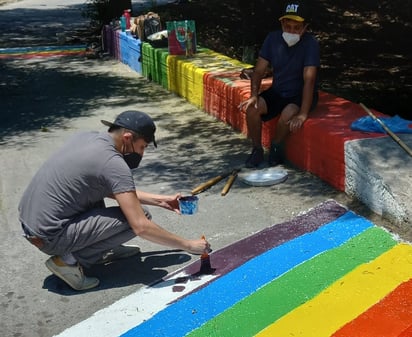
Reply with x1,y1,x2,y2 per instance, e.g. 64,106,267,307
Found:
0,56,163,146
0,4,90,48
42,249,192,295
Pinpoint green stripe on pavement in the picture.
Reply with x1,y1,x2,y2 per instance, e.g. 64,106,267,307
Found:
187,226,396,337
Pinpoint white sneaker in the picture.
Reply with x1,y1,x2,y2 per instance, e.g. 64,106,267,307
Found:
96,245,141,265
45,256,99,291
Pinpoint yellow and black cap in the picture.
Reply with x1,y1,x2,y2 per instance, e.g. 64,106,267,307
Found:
279,2,307,22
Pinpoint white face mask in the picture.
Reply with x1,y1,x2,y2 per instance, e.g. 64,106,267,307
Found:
282,32,300,47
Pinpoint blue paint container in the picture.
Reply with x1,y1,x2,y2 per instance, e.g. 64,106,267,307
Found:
178,195,199,215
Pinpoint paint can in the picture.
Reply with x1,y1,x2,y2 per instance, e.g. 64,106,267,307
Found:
178,195,199,215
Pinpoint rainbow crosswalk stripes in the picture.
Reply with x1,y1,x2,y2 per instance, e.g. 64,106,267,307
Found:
56,200,411,337
0,45,86,59
121,201,411,337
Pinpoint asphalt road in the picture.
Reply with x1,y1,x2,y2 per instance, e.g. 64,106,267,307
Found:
0,1,408,337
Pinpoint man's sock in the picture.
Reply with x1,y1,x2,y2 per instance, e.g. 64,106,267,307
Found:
61,253,77,266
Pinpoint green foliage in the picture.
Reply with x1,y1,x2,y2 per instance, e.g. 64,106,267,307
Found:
82,0,112,28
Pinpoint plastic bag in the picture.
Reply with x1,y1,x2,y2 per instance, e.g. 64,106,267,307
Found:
351,115,412,134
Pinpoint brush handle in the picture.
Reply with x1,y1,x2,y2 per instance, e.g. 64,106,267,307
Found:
200,235,209,258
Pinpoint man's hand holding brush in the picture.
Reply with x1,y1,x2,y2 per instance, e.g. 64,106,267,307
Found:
187,236,211,255
199,235,215,274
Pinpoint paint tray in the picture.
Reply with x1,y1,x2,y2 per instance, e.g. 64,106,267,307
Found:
239,167,288,186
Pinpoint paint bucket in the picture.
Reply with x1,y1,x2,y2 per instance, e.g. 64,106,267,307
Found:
178,195,199,215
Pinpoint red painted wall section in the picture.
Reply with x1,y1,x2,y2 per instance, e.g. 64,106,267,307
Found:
204,71,387,191
284,91,387,190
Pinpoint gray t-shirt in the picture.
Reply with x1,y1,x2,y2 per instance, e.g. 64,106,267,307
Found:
18,132,135,237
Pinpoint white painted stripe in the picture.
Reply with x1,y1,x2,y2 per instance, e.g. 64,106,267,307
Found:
54,271,217,337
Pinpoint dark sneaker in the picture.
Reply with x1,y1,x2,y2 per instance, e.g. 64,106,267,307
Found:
245,147,264,168
268,143,284,167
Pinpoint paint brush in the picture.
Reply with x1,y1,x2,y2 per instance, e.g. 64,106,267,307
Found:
199,235,215,275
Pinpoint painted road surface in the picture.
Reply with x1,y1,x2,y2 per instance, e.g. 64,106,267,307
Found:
56,200,412,337
0,45,86,59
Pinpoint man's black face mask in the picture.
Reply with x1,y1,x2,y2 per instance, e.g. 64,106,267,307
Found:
123,141,142,169
123,152,142,169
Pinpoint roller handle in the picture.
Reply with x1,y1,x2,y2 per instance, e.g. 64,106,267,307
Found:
191,174,226,195
221,172,238,196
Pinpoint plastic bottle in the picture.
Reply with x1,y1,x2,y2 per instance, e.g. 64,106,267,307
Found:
124,9,131,30
120,15,126,32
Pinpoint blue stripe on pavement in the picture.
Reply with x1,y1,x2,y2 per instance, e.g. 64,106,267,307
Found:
121,211,373,337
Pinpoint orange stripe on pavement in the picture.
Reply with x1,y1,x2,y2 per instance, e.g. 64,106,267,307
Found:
332,278,412,337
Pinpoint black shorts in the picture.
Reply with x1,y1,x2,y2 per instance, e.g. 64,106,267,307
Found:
259,89,319,122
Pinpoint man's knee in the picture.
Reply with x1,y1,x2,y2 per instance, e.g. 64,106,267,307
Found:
280,104,299,122
246,98,267,118
245,104,258,118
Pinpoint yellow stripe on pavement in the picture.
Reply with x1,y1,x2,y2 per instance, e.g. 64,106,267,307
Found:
255,244,412,337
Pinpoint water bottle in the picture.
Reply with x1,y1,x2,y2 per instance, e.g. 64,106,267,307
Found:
120,15,126,32
124,9,131,30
